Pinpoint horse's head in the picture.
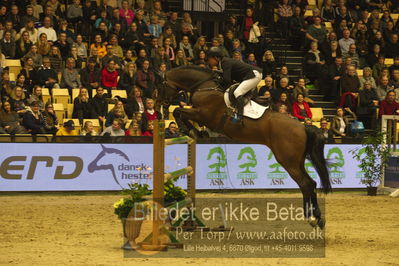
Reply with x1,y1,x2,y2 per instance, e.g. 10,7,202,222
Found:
157,80,180,107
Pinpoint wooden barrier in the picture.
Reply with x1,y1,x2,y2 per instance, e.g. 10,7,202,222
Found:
380,115,399,197
139,120,203,251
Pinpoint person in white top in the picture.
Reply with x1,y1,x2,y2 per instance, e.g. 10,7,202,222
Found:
37,16,57,42
19,19,38,43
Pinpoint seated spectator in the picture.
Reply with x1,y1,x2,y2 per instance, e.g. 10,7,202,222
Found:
0,101,28,134
173,49,189,67
388,56,399,76
67,0,83,25
366,44,382,68
80,57,101,90
125,119,142,136
42,102,58,135
81,121,98,136
338,29,355,54
37,57,60,91
372,55,386,80
159,26,177,49
163,37,175,64
379,90,399,117
72,88,91,122
105,106,128,128
101,60,119,90
246,53,258,67
15,73,30,98
0,71,13,102
136,59,156,98
69,46,84,69
19,19,38,44
357,81,379,129
141,98,162,132
124,22,145,52
276,65,293,86
148,15,162,38
73,34,88,60
385,33,399,58
102,44,122,69
331,107,356,137
56,120,79,136
342,43,360,68
277,77,295,102
101,118,125,136
38,16,57,42
360,67,377,89
293,78,314,104
292,93,312,121
37,33,51,57
89,87,108,126
53,32,70,60
122,49,135,67
27,85,44,111
152,47,171,72
109,34,124,59
9,86,27,117
22,101,46,134
124,86,145,118
390,69,399,88
142,120,154,136
20,57,37,92
320,118,332,141
165,121,180,139
376,75,395,101
1,30,16,58
16,31,33,59
23,45,42,68
155,63,167,84
90,34,107,59
48,46,63,74
304,41,326,84
258,76,279,102
179,35,194,62
61,58,81,93
274,92,292,113
119,62,136,94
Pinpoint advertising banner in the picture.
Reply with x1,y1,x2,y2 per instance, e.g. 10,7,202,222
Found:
0,143,366,191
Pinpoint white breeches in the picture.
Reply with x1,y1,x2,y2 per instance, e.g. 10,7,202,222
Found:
233,70,262,97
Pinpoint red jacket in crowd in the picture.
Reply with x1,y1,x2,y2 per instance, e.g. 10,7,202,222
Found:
292,101,313,120
379,100,399,117
101,68,119,88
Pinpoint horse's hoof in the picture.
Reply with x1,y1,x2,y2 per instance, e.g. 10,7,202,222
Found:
308,216,318,227
317,217,325,230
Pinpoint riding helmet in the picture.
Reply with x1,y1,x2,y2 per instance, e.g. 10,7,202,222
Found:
207,47,223,59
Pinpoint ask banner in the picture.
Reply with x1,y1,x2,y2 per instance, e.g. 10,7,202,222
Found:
0,143,366,191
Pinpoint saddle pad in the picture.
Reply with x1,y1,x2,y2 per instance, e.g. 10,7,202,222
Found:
224,89,269,119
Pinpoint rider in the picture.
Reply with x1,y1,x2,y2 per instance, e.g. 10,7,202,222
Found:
207,47,262,123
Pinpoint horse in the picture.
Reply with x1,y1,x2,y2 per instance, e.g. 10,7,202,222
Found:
158,65,331,228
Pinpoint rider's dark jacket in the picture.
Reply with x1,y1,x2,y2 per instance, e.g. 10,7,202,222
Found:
219,57,262,85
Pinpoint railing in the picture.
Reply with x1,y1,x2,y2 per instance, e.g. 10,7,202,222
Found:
183,0,225,12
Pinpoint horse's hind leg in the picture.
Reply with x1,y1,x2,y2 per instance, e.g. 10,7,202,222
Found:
277,158,325,229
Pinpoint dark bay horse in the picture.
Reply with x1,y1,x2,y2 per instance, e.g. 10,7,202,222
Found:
159,66,331,228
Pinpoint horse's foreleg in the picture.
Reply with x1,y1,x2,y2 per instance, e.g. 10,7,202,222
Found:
173,107,201,137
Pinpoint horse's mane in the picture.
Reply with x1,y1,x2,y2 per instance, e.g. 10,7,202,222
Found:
174,65,215,76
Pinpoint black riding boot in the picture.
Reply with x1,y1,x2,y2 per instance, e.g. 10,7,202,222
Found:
233,96,245,125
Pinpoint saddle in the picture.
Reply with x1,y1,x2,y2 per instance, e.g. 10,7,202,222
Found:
227,83,270,108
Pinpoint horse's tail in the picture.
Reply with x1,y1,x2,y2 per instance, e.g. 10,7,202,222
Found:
305,125,332,194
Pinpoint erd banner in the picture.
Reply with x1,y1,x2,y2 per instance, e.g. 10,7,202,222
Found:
0,143,365,191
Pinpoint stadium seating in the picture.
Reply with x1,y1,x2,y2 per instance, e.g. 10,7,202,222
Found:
42,88,51,104
53,103,65,123
111,90,128,99
310,108,324,122
67,103,74,118
53,89,70,110
168,105,180,120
